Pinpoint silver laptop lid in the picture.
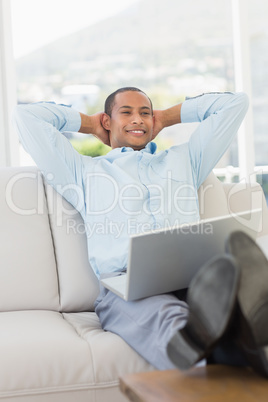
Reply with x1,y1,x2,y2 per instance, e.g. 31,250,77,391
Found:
125,209,262,300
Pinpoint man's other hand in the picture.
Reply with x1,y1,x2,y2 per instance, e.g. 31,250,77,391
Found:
152,104,182,140
152,110,165,139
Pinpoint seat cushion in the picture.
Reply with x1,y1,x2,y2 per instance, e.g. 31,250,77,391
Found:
63,312,154,382
0,310,153,402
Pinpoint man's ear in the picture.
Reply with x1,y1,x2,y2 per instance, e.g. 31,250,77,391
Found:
101,113,111,131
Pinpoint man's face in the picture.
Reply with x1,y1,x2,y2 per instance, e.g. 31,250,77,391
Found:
103,91,154,150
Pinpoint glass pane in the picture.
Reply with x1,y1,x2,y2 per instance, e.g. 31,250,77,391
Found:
11,0,236,164
249,0,268,166
248,0,268,202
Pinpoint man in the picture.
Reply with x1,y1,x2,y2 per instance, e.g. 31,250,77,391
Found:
13,87,268,376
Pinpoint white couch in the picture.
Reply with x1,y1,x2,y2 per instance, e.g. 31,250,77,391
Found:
0,166,268,402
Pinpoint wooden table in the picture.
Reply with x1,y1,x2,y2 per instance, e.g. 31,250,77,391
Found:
120,365,268,401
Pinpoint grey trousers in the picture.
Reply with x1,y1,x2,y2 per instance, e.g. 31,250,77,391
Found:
94,273,248,370
94,279,189,370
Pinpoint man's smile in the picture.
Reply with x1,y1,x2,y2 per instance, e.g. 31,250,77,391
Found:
126,129,146,136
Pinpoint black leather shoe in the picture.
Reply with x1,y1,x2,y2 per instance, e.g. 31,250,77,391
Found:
167,255,240,370
226,231,268,377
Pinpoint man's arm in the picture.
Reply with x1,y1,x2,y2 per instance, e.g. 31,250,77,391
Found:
182,92,249,188
13,102,87,214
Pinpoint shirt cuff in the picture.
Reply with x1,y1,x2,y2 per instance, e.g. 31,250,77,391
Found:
181,97,200,124
65,107,81,132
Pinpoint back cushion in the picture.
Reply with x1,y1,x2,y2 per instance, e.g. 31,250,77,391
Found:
0,167,60,311
44,183,99,312
198,172,229,219
223,181,268,237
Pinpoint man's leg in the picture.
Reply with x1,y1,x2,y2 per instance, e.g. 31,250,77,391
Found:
226,231,268,377
168,232,268,376
167,255,240,369
94,284,189,370
95,254,240,370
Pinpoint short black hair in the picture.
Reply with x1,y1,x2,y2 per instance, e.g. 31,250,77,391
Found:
104,87,153,117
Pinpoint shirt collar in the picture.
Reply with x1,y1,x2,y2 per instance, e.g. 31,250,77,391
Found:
120,142,157,154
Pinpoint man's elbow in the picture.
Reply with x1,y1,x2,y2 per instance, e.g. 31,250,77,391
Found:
235,92,250,114
12,104,29,126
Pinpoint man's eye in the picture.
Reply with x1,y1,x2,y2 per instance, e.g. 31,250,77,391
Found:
122,111,130,114
142,112,150,115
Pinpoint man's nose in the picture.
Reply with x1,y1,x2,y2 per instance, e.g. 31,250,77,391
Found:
131,113,143,124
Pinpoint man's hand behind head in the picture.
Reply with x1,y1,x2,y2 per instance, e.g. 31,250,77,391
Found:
152,109,165,140
152,104,182,140
79,112,110,146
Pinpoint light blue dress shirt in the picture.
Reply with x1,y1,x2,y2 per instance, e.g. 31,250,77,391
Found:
13,92,249,278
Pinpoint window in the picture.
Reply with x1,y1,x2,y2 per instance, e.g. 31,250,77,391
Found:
248,0,268,200
8,0,268,202
11,0,236,160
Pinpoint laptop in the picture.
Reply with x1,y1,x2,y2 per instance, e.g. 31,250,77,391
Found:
101,209,262,301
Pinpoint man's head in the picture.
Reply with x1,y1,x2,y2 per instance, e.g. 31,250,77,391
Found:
102,87,154,151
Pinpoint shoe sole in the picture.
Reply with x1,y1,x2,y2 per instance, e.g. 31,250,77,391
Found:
226,231,268,377
167,255,240,370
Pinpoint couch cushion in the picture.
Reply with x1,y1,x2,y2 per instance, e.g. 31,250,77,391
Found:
63,312,154,382
198,172,229,219
44,183,99,312
223,181,268,237
0,310,153,401
0,167,60,311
